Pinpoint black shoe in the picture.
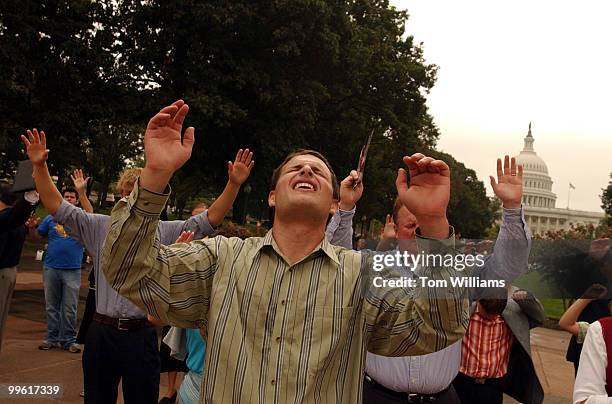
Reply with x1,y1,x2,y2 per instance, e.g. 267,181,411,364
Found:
159,392,177,404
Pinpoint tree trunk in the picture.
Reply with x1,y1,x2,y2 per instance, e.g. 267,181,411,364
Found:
232,189,248,225
176,196,187,220
98,178,111,209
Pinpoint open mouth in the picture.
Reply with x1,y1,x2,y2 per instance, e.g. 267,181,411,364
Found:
293,182,316,191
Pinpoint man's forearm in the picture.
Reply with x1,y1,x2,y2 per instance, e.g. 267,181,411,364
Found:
207,180,240,227
77,189,94,213
32,163,63,215
483,207,530,281
102,180,217,328
101,181,167,316
559,299,591,330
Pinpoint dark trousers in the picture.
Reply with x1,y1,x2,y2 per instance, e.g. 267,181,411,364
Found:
76,287,96,344
452,372,503,404
83,320,160,404
363,377,461,404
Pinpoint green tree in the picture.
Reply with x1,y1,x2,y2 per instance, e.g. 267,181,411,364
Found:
113,0,440,223
601,172,612,227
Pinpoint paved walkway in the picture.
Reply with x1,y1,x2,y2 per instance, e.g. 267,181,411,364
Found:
1,265,576,403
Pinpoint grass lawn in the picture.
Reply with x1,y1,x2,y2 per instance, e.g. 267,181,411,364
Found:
540,298,568,320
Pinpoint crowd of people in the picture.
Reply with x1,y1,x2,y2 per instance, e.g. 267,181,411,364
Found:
0,99,610,404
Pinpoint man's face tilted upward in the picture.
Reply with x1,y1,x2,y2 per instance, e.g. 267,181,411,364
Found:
269,154,338,222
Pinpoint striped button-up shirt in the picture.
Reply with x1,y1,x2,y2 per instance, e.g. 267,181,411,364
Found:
460,309,513,379
101,182,469,404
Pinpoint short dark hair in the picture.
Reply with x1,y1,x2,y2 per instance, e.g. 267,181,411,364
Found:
62,187,79,199
478,288,508,316
1,182,17,206
270,149,339,200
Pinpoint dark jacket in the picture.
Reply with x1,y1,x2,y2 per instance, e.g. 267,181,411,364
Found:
0,196,36,268
499,288,546,404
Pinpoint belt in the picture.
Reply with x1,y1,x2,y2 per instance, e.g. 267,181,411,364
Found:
364,374,448,403
460,372,503,386
93,312,153,331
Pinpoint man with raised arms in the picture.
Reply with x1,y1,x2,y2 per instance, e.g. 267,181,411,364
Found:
101,100,469,403
21,123,358,403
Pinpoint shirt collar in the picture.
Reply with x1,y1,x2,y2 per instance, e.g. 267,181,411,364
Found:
258,229,340,266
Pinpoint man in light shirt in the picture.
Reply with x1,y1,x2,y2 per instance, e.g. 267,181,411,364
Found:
364,155,532,404
100,99,469,403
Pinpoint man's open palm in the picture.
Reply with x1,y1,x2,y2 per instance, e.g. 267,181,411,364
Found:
21,129,48,166
145,100,195,173
228,148,254,186
490,155,523,208
396,153,450,219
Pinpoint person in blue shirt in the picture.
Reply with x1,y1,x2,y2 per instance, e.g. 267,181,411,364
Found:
34,186,87,353
179,329,206,404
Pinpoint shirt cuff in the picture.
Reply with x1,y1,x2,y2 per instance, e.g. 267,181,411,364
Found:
415,225,456,253
24,190,39,204
129,178,171,217
338,206,356,216
502,206,525,223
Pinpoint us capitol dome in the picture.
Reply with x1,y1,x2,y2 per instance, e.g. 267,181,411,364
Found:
510,123,603,234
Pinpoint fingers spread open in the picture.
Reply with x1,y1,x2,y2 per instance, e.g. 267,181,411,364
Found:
503,155,510,176
244,150,253,166
496,158,503,178
21,135,31,147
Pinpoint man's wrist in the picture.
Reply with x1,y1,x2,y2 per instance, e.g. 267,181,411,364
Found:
338,202,355,211
32,162,47,172
227,179,242,189
141,167,174,193
415,215,450,239
502,200,521,209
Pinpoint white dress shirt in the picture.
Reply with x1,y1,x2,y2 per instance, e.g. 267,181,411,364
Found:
366,341,462,394
574,321,612,403
365,207,530,394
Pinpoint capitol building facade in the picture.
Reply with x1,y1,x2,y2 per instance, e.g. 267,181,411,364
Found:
513,124,604,235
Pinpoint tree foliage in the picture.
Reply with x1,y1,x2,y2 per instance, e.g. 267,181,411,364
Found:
1,0,491,231
602,172,612,227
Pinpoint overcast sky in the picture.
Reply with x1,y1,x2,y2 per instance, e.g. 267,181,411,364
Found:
390,0,611,212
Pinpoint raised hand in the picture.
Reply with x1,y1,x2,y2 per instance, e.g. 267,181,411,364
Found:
228,148,254,186
396,153,450,220
582,283,608,300
489,155,523,208
512,289,529,301
339,170,363,210
175,230,195,244
70,169,89,193
25,214,40,230
21,129,48,166
380,214,396,240
144,100,195,174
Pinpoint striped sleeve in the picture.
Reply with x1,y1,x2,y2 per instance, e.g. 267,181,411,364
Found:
363,228,469,357
101,180,223,328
